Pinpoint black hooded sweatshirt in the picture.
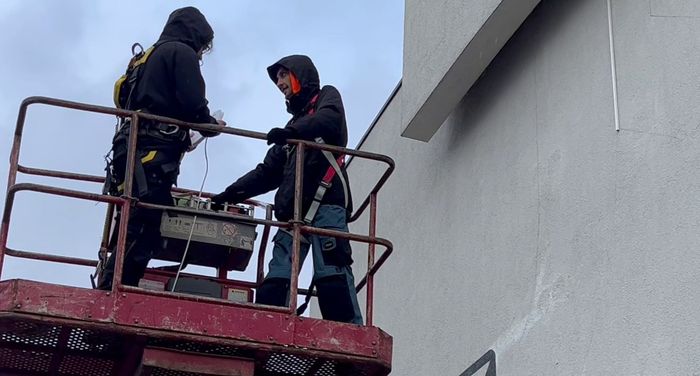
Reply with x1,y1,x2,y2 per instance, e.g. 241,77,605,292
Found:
130,7,218,126
217,55,352,222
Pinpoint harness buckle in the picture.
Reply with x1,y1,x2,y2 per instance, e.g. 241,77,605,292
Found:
159,124,180,135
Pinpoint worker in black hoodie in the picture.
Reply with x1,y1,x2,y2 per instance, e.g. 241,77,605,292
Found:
212,55,362,324
97,7,223,290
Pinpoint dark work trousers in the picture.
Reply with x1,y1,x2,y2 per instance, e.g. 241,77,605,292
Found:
97,153,176,290
255,205,363,325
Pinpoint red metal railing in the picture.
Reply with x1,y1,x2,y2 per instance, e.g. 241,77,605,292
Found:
0,96,394,326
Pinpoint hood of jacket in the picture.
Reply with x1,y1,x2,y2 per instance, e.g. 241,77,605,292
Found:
267,55,320,115
158,7,213,53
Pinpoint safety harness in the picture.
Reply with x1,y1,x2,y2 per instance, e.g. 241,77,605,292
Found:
304,139,347,223
114,43,157,110
94,42,186,287
103,41,189,198
298,94,349,223
294,94,350,315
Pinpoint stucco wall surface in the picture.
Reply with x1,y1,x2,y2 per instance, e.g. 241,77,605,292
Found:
350,0,700,374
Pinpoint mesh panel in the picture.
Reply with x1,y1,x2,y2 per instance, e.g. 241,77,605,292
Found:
66,327,116,353
0,317,385,376
146,339,377,376
142,367,203,376
67,328,92,351
0,320,60,347
0,320,57,373
0,347,53,372
314,360,336,376
258,353,373,376
0,320,122,376
148,338,248,358
264,353,316,374
317,361,372,376
57,355,114,376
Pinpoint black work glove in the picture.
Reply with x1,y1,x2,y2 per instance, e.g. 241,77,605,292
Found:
198,117,226,138
210,190,246,211
266,127,296,145
210,193,228,211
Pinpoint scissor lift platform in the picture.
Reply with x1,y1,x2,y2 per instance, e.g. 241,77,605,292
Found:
0,279,392,376
1,97,397,376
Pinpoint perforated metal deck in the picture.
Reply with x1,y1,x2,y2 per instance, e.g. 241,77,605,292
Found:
0,280,392,376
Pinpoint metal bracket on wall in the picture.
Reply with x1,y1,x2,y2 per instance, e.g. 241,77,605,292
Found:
460,349,496,376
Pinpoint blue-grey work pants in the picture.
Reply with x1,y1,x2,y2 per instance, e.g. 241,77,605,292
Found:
256,205,363,325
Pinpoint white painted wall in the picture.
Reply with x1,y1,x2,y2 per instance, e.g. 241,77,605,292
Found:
350,0,700,374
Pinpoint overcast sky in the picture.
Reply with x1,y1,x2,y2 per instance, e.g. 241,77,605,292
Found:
0,1,403,287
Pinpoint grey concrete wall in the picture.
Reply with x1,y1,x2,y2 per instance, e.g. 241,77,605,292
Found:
349,0,700,374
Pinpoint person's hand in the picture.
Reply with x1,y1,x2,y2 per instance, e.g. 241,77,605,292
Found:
210,193,227,211
202,110,226,138
210,192,246,211
266,127,296,145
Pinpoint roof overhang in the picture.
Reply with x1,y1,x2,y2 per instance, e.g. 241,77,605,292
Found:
401,0,542,141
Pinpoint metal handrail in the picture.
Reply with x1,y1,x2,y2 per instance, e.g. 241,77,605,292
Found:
0,96,395,325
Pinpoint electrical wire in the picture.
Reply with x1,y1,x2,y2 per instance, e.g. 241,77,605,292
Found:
171,137,209,291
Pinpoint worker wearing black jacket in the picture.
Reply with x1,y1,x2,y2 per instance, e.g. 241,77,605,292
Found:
97,7,222,290
212,55,362,324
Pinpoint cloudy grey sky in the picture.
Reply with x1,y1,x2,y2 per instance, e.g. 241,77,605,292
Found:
0,1,403,287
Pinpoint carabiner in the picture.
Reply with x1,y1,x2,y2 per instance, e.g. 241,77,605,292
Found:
160,124,180,135
131,42,144,57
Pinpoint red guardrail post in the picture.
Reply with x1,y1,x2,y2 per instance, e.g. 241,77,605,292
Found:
289,142,305,315
366,192,378,326
112,114,140,293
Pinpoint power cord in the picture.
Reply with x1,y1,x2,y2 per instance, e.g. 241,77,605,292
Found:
171,137,210,291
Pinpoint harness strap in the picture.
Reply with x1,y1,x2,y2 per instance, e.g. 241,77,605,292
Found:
296,280,315,316
119,156,149,198
115,42,163,110
303,137,347,224
297,95,349,223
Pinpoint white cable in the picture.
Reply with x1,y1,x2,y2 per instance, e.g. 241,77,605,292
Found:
607,0,621,132
171,137,209,291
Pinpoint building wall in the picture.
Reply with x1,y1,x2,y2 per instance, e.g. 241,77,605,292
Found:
349,0,700,375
